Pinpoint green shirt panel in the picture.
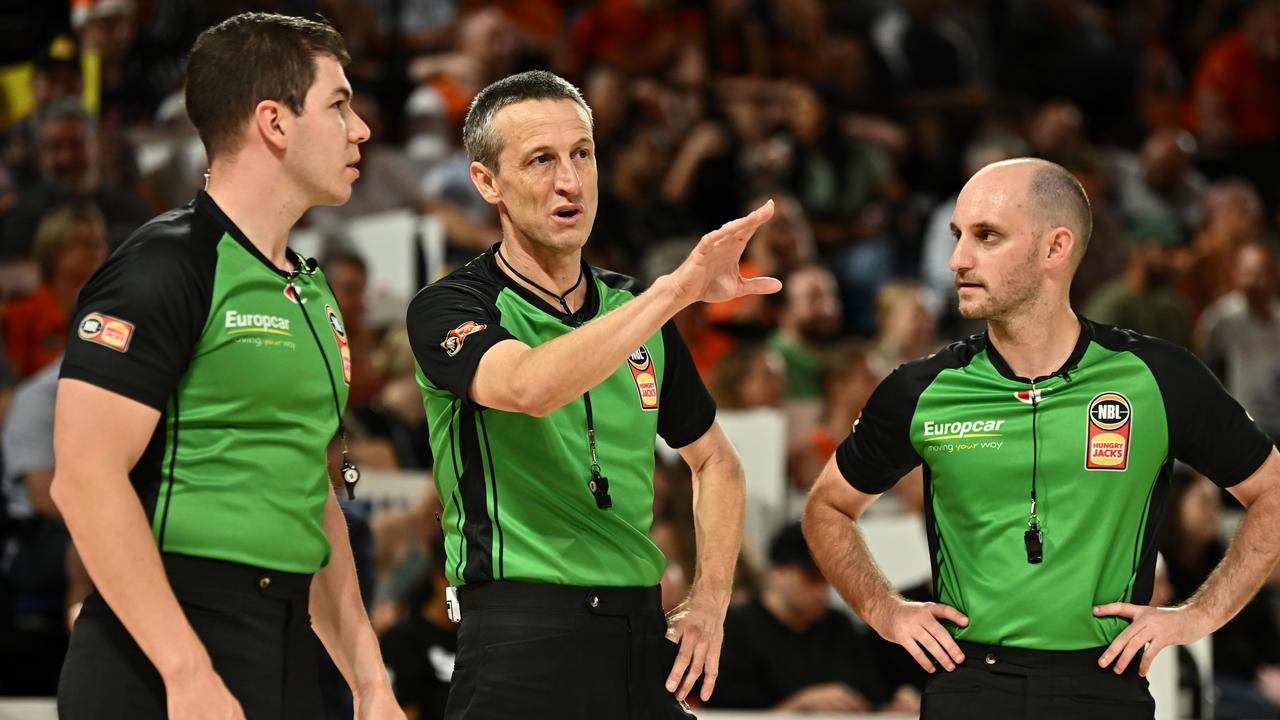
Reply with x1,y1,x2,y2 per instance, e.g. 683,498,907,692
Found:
156,234,345,573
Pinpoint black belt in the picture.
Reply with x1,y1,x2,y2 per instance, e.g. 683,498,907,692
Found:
162,552,313,602
957,640,1144,678
458,580,663,617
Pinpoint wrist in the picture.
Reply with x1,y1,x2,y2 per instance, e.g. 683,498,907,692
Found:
155,638,213,685
651,274,694,313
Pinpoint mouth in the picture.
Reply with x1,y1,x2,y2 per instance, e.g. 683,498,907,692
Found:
955,280,984,292
552,205,584,224
346,156,361,178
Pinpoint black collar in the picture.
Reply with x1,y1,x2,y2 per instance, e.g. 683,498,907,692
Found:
195,190,302,279
984,316,1093,383
486,242,598,326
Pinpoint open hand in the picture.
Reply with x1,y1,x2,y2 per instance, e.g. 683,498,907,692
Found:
667,201,781,307
664,594,728,703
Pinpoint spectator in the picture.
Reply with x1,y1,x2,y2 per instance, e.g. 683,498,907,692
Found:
1197,242,1280,444
1111,127,1205,244
1085,232,1192,347
707,521,887,711
321,250,383,412
0,203,108,379
710,340,786,410
0,99,148,258
379,535,457,720
790,342,879,490
1160,468,1280,718
3,34,85,187
1186,0,1280,150
870,280,939,377
1177,178,1269,324
767,264,842,401
348,330,431,470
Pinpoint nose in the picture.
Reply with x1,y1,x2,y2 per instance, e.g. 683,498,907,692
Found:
949,235,973,275
554,155,582,197
349,107,371,145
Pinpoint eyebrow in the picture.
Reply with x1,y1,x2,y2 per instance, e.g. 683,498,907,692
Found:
330,87,352,101
524,137,595,156
951,220,1003,235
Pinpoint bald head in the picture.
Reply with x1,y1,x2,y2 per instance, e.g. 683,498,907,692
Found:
979,158,1092,268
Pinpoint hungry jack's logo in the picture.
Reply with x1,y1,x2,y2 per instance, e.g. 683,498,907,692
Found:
627,345,659,411
1086,392,1131,470
325,304,352,384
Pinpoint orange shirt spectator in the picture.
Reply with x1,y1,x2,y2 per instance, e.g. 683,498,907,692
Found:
1,284,66,378
1186,30,1280,144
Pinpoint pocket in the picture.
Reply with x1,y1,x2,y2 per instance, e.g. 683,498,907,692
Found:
1068,673,1155,710
644,634,698,719
466,631,580,720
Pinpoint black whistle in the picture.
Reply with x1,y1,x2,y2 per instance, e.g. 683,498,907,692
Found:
341,459,360,500
1024,527,1043,564
589,470,612,510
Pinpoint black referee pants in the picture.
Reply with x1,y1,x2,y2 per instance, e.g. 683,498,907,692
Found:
921,640,1155,720
58,553,323,719
445,581,696,720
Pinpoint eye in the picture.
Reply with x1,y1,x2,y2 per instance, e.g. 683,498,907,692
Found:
332,100,346,110
575,148,591,160
533,154,551,165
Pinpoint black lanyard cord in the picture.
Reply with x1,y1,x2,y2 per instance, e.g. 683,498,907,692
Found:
289,271,360,500
495,248,584,316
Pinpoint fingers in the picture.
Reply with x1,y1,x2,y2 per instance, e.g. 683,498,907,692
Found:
741,276,783,295
665,631,691,694
922,619,966,665
928,602,970,628
701,200,775,247
901,638,938,674
700,638,722,702
675,636,708,701
1093,602,1138,619
1110,630,1147,675
1138,641,1165,677
913,628,957,672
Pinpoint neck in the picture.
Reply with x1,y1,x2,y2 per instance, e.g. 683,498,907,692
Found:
497,235,587,313
987,299,1081,380
206,158,307,271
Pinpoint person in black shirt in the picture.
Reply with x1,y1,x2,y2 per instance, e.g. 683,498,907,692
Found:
706,522,886,711
381,536,457,720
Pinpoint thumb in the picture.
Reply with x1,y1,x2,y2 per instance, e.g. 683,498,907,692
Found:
740,276,783,296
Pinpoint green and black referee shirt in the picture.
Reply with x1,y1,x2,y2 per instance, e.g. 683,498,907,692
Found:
407,244,716,589
837,317,1273,650
61,191,349,574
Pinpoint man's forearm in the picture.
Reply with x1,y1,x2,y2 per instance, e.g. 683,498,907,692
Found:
1187,485,1280,629
501,274,687,416
53,467,210,680
801,499,899,631
689,451,744,604
310,489,390,698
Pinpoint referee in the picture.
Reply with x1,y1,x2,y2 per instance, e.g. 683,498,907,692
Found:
803,158,1280,719
406,70,778,719
51,14,402,720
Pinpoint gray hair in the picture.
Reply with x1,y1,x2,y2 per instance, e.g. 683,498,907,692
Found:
463,70,593,172
1026,159,1093,261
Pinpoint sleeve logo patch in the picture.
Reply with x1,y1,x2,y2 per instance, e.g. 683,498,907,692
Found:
441,321,486,357
627,344,659,410
1086,392,1131,470
325,304,352,384
78,313,134,353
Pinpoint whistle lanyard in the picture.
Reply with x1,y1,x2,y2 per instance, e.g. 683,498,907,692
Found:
495,249,611,509
1025,382,1043,564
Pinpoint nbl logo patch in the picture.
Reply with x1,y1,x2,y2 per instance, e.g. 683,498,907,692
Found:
627,345,659,411
1086,392,1131,470
78,312,134,353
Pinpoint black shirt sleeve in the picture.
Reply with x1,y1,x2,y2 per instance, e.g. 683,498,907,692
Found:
835,367,925,494
406,280,516,404
59,225,214,410
656,320,716,448
1136,340,1273,488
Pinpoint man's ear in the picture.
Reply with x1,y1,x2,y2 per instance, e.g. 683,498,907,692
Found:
253,99,289,153
470,160,502,206
1044,226,1076,271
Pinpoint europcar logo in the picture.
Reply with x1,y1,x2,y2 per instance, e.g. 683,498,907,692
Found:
1086,392,1132,470
922,418,1005,441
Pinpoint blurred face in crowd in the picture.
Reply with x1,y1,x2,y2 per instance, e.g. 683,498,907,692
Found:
1245,0,1280,60
1204,181,1263,241
879,285,937,354
56,216,109,292
783,266,841,342
749,195,812,273
768,564,830,628
1235,243,1277,304
949,163,1046,321
1140,129,1191,193
32,64,82,108
284,55,370,207
481,98,598,256
326,258,368,330
1177,474,1221,550
38,115,95,192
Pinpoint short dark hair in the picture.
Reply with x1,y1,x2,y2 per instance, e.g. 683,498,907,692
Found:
463,70,593,172
768,521,819,571
1025,160,1093,265
185,12,350,159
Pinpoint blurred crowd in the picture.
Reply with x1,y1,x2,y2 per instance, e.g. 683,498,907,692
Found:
0,0,1278,717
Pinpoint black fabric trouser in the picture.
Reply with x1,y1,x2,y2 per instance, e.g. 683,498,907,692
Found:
921,640,1155,720
57,553,323,719
445,581,696,720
